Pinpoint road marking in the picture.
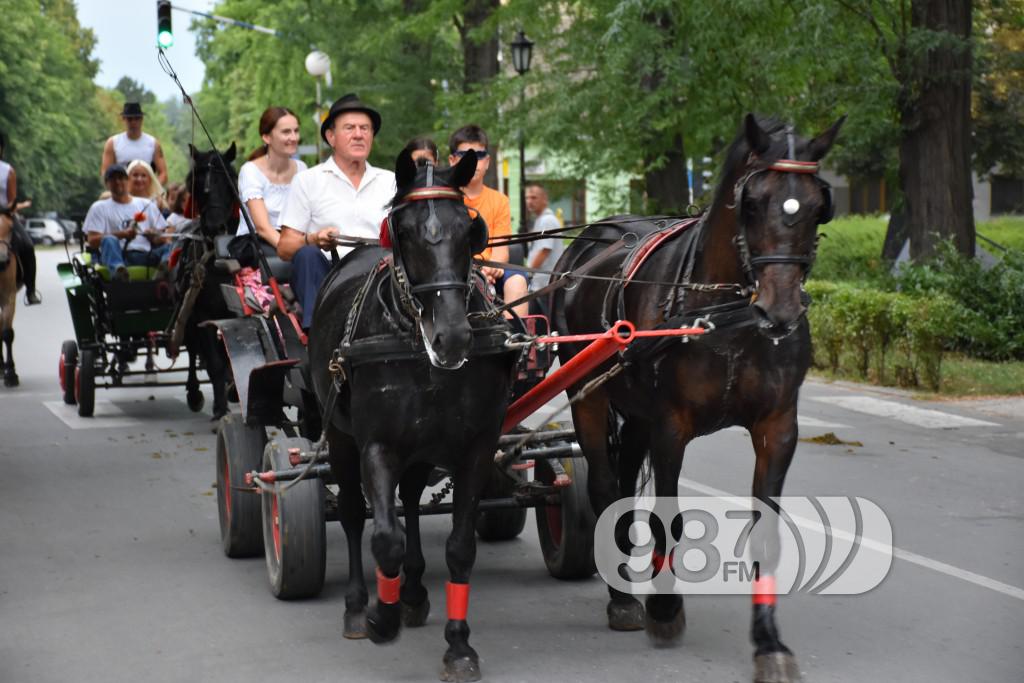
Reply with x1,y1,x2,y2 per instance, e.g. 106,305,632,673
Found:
43,400,142,429
808,395,999,429
679,477,1024,602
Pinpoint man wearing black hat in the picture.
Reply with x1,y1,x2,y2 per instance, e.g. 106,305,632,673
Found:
278,93,396,329
101,102,169,185
83,164,169,281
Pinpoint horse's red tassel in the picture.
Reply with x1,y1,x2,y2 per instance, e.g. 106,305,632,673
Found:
376,568,400,605
379,218,392,249
446,582,470,621
752,575,777,606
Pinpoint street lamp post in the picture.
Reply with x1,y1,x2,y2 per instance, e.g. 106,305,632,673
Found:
305,50,332,160
511,30,534,233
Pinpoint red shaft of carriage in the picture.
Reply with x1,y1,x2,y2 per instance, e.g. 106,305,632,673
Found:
500,320,706,434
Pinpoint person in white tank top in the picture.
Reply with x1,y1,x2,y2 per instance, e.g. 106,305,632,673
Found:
101,102,168,185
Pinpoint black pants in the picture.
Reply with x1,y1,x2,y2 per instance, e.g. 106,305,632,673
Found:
10,218,37,294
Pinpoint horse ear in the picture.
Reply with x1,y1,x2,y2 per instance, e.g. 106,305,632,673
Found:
224,142,237,163
744,114,771,156
396,148,417,189
806,115,846,162
450,152,477,189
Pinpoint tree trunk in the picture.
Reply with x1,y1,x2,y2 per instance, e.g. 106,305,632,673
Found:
897,0,974,261
643,135,689,215
458,0,500,188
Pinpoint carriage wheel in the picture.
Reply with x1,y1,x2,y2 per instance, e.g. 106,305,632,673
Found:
262,437,326,600
60,340,78,405
75,348,97,417
535,457,597,579
216,415,266,558
476,464,528,541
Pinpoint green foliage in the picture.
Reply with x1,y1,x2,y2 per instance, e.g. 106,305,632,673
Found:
0,0,106,215
810,216,891,284
806,281,961,390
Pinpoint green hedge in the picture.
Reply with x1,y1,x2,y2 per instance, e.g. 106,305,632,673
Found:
806,281,961,390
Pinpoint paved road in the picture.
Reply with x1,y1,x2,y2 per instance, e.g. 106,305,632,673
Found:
1,249,1021,682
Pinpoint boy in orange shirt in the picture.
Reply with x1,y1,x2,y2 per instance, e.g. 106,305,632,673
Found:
447,125,529,318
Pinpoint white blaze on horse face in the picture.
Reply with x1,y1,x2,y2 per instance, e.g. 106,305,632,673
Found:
783,198,800,215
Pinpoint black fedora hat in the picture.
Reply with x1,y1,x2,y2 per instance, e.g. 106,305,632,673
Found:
121,102,144,118
320,93,382,143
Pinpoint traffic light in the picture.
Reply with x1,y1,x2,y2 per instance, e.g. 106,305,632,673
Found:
157,1,173,48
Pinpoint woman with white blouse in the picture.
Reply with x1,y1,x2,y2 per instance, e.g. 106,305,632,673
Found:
236,107,306,253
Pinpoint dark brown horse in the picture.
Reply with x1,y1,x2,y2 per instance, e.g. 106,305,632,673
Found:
0,208,21,386
551,114,843,683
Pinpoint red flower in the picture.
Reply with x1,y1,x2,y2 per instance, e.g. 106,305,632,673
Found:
133,211,146,223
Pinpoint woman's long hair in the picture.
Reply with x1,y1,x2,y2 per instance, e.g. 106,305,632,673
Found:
248,107,299,161
126,159,164,203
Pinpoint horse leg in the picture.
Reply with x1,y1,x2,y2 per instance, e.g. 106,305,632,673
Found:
643,421,691,646
185,331,200,398
571,390,644,630
748,406,801,683
362,442,405,644
2,324,17,387
439,450,491,683
326,428,370,639
399,462,434,627
204,328,229,419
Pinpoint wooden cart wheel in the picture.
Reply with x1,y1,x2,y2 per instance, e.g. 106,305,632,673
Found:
476,464,528,541
262,437,326,600
216,414,266,558
75,348,97,417
60,340,78,405
535,457,597,579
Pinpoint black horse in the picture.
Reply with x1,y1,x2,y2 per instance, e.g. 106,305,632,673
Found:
308,150,516,682
552,114,843,683
169,143,238,419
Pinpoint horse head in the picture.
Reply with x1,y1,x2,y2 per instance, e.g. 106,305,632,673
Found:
386,149,485,369
719,114,844,332
186,142,238,237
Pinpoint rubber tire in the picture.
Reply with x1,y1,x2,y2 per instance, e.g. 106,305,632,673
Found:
216,414,267,558
187,388,205,412
476,465,528,541
535,457,598,579
75,348,97,417
262,437,327,600
60,340,78,405
42,236,54,247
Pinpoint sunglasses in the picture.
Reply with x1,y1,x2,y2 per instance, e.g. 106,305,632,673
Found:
452,149,489,160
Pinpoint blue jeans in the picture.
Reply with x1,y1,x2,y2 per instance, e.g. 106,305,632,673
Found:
292,245,330,328
98,235,171,269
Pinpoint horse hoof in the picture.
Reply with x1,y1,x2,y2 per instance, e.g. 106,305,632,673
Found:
645,606,685,648
402,598,430,627
440,655,481,683
607,599,645,631
3,374,18,388
343,610,368,640
753,652,801,683
366,602,402,644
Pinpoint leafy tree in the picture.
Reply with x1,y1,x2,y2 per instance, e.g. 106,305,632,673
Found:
972,0,1024,177
114,76,158,106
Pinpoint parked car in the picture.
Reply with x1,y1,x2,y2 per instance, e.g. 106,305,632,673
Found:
24,217,68,246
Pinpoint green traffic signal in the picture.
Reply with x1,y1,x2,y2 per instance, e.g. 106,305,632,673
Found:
157,1,173,48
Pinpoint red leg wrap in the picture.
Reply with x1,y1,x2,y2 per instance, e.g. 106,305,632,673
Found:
753,575,777,606
446,582,470,621
376,567,400,605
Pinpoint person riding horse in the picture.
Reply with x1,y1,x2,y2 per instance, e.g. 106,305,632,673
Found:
0,132,41,305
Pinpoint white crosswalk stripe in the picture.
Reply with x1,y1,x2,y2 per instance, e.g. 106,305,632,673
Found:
807,395,999,429
43,400,142,429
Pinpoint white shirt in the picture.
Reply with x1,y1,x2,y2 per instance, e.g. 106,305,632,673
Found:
235,158,308,236
527,208,565,290
83,196,167,253
0,160,11,209
279,157,396,257
112,132,157,166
